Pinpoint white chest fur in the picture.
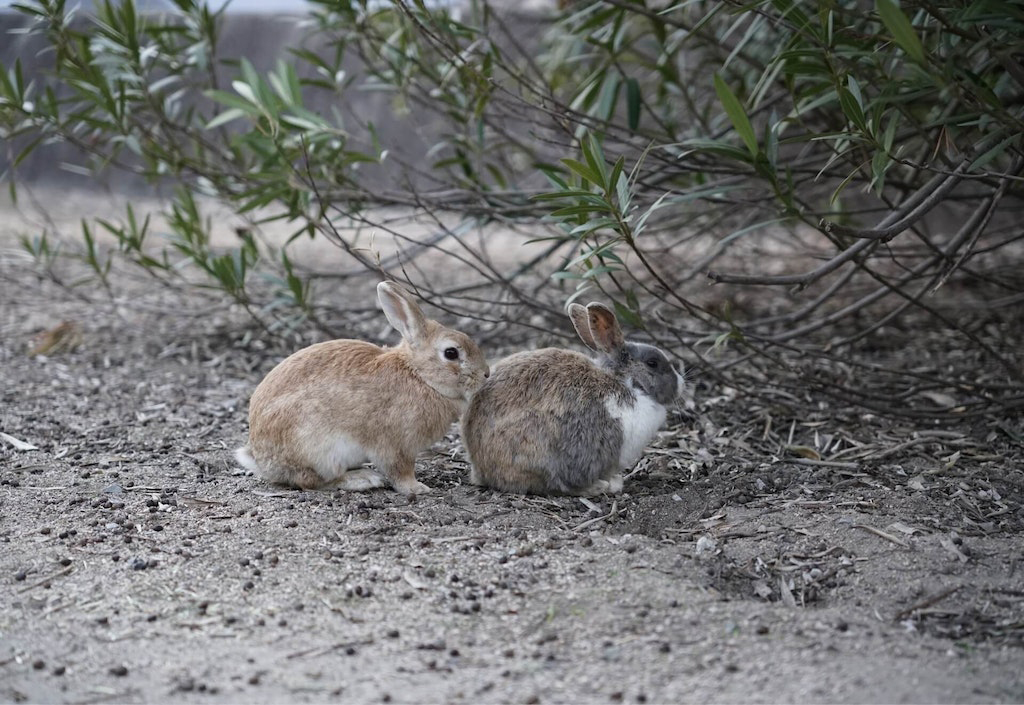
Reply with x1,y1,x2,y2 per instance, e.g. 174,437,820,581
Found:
604,390,667,470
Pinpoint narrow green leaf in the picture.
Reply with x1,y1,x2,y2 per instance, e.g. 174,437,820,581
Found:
205,107,247,129
580,134,609,186
231,80,259,106
970,133,1020,170
205,89,259,114
612,301,644,328
561,157,603,186
625,77,640,130
876,0,925,64
596,72,620,123
713,74,759,157
837,86,867,133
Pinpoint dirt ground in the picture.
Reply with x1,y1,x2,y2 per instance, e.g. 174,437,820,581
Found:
1,194,1023,704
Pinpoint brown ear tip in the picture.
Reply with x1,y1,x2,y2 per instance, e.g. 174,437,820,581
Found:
586,301,615,315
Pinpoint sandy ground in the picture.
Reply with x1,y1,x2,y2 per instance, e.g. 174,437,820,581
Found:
1,192,1023,704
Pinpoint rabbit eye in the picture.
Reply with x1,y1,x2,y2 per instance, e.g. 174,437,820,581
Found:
646,357,660,369
443,347,460,361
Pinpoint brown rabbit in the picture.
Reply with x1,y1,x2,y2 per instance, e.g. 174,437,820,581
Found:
462,302,683,496
235,282,489,495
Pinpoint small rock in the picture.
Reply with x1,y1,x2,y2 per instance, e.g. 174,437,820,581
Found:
109,665,129,677
32,659,45,670
102,483,124,495
694,535,717,559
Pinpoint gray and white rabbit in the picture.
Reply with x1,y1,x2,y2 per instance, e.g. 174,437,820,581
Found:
462,301,683,496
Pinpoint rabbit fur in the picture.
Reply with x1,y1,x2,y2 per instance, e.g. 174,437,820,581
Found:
462,302,682,496
236,281,489,495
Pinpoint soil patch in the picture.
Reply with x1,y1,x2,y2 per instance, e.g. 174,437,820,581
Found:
2,210,1023,703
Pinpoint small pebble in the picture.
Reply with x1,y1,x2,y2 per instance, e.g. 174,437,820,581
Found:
52,665,65,676
109,665,129,677
14,570,26,582
58,557,72,567
32,659,45,670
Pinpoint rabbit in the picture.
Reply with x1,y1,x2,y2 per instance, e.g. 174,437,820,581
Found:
235,281,490,495
462,301,683,496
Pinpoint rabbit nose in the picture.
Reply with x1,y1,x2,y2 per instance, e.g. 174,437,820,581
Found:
484,367,491,379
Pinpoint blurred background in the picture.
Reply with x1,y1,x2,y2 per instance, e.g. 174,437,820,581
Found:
2,0,1022,420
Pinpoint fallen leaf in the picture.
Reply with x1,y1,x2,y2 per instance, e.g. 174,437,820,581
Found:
920,390,956,408
29,321,82,356
938,536,969,563
786,445,821,460
0,432,38,451
887,522,922,535
403,572,428,590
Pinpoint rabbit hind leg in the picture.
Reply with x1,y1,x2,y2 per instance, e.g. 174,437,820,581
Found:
337,467,388,491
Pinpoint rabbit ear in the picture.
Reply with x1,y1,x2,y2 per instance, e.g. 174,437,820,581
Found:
585,303,625,353
568,303,601,351
378,281,428,343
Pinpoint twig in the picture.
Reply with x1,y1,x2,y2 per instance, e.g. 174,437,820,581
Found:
893,585,962,620
572,500,620,532
790,458,861,469
851,524,910,548
286,638,374,660
18,566,73,593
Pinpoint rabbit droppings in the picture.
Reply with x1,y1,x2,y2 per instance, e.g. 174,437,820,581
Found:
462,302,683,496
236,281,489,495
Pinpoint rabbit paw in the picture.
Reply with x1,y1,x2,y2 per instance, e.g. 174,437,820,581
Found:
394,479,433,495
338,468,387,491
